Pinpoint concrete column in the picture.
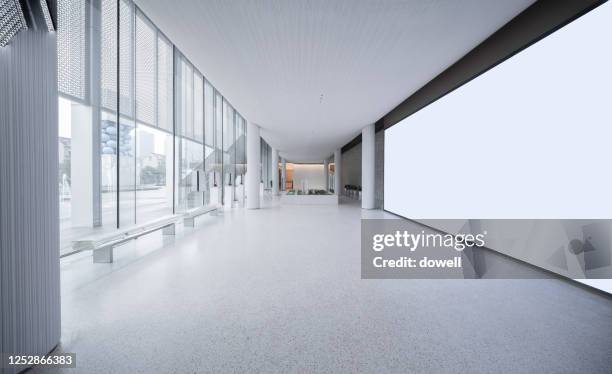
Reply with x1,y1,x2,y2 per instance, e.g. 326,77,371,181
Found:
271,148,279,195
334,149,342,196
362,123,376,209
281,158,287,191
1,28,61,372
246,121,261,209
89,0,103,226
165,136,174,209
323,159,329,191
70,104,95,227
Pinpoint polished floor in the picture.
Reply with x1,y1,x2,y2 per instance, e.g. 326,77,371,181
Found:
39,199,612,373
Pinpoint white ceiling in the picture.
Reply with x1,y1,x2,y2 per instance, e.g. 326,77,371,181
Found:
135,0,534,162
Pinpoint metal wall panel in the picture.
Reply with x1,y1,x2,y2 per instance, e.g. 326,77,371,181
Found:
0,29,61,374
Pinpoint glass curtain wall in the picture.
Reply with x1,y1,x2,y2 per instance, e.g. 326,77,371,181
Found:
222,99,236,206
235,115,246,204
57,0,247,255
174,52,205,213
134,10,174,223
260,139,272,191
204,80,216,206
118,0,136,226
100,0,118,230
214,91,224,205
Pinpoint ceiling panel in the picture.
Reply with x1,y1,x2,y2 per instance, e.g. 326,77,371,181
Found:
135,0,535,161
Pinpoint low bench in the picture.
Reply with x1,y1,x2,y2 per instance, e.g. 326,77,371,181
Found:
183,205,219,227
72,215,181,263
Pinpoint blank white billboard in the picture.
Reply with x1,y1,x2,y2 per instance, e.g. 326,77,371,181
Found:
385,2,612,219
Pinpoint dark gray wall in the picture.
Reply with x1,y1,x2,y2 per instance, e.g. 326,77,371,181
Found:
341,142,361,191
0,27,60,373
374,130,384,209
340,130,384,208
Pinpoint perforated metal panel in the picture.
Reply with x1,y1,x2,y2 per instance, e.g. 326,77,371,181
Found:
204,80,214,147
119,0,133,117
100,0,117,111
179,58,194,139
157,34,173,131
57,0,87,100
135,11,155,125
194,72,204,143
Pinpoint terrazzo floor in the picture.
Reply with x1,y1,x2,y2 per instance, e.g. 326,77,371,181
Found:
34,199,612,373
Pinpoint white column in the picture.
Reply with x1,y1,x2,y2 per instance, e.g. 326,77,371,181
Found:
362,123,376,209
323,159,329,191
246,121,261,209
271,148,279,195
281,158,287,191
165,136,174,209
70,104,95,227
334,149,342,196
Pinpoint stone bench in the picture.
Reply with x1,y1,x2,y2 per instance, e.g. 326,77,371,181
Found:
72,215,181,263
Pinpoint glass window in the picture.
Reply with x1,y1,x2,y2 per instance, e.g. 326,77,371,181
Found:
193,73,208,205
100,110,118,230
58,0,117,253
134,10,173,222
175,53,203,212
99,0,118,232
58,97,94,249
136,124,173,222
57,0,247,255
213,91,223,205
234,114,246,204
204,81,216,206
222,99,235,205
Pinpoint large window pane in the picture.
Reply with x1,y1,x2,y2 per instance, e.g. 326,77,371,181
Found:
58,97,94,250
100,110,118,229
213,91,223,205
99,0,119,231
136,125,173,222
261,139,271,190
58,0,118,254
118,0,136,226
222,100,235,205
235,114,246,204
204,80,215,206
175,54,203,212
194,73,207,205
134,10,173,222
